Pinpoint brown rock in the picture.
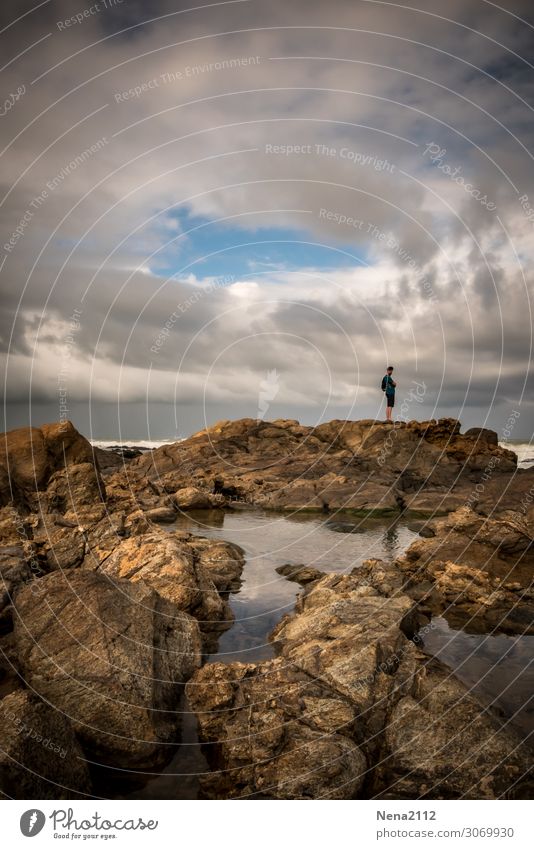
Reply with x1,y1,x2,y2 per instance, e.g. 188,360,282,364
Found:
396,507,534,634
173,487,223,510
0,421,99,507
188,658,367,799
93,528,243,647
144,506,177,523
128,418,516,516
0,690,92,798
13,569,201,769
188,566,530,799
379,659,531,799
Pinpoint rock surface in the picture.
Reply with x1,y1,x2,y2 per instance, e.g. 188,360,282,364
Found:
189,659,367,799
188,567,531,799
13,570,201,770
90,529,244,648
0,690,92,798
128,417,521,517
396,506,534,634
0,421,101,508
1,418,531,799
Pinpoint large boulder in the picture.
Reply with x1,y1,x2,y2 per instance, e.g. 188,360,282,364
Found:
0,690,91,798
13,569,201,769
87,528,244,648
45,461,105,513
0,421,100,507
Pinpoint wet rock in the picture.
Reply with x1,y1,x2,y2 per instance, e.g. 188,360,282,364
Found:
0,690,92,799
378,658,531,799
275,563,326,584
188,659,367,799
188,568,530,799
13,569,201,770
144,506,177,523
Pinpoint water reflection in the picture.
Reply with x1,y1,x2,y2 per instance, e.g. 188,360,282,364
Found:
420,617,533,746
171,508,416,664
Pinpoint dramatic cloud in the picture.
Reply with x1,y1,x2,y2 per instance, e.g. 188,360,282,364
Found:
1,0,533,438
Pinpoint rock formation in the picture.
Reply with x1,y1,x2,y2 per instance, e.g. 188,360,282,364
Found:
13,570,201,770
127,417,523,517
188,566,531,799
396,506,534,634
0,417,531,799
0,420,245,796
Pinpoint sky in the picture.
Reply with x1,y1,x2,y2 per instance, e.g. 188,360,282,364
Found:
1,0,534,440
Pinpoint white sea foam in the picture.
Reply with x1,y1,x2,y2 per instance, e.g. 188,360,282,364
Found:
499,442,534,468
91,438,182,451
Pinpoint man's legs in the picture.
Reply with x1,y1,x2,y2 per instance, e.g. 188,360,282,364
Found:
386,396,394,421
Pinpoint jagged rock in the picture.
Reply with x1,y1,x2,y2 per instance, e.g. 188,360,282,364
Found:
188,568,530,799
0,421,99,507
173,487,225,510
0,690,92,798
129,418,517,516
89,528,244,647
13,569,201,770
144,506,177,523
396,507,534,634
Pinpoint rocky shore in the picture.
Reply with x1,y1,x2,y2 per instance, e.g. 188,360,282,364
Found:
0,417,532,798
126,416,529,516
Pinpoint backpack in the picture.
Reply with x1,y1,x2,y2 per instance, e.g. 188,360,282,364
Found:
381,375,387,392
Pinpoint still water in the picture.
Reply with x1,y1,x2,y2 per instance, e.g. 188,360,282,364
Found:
125,509,531,799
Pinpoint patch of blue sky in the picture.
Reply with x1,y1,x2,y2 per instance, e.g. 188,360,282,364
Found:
148,208,369,280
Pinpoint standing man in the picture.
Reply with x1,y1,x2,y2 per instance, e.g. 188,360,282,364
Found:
381,366,396,421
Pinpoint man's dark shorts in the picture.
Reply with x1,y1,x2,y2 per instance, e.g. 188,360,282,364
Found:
386,394,395,407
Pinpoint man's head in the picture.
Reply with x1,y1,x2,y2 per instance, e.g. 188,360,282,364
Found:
386,366,394,374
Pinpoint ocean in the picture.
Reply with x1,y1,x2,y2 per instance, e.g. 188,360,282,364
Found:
91,438,180,451
499,441,534,469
